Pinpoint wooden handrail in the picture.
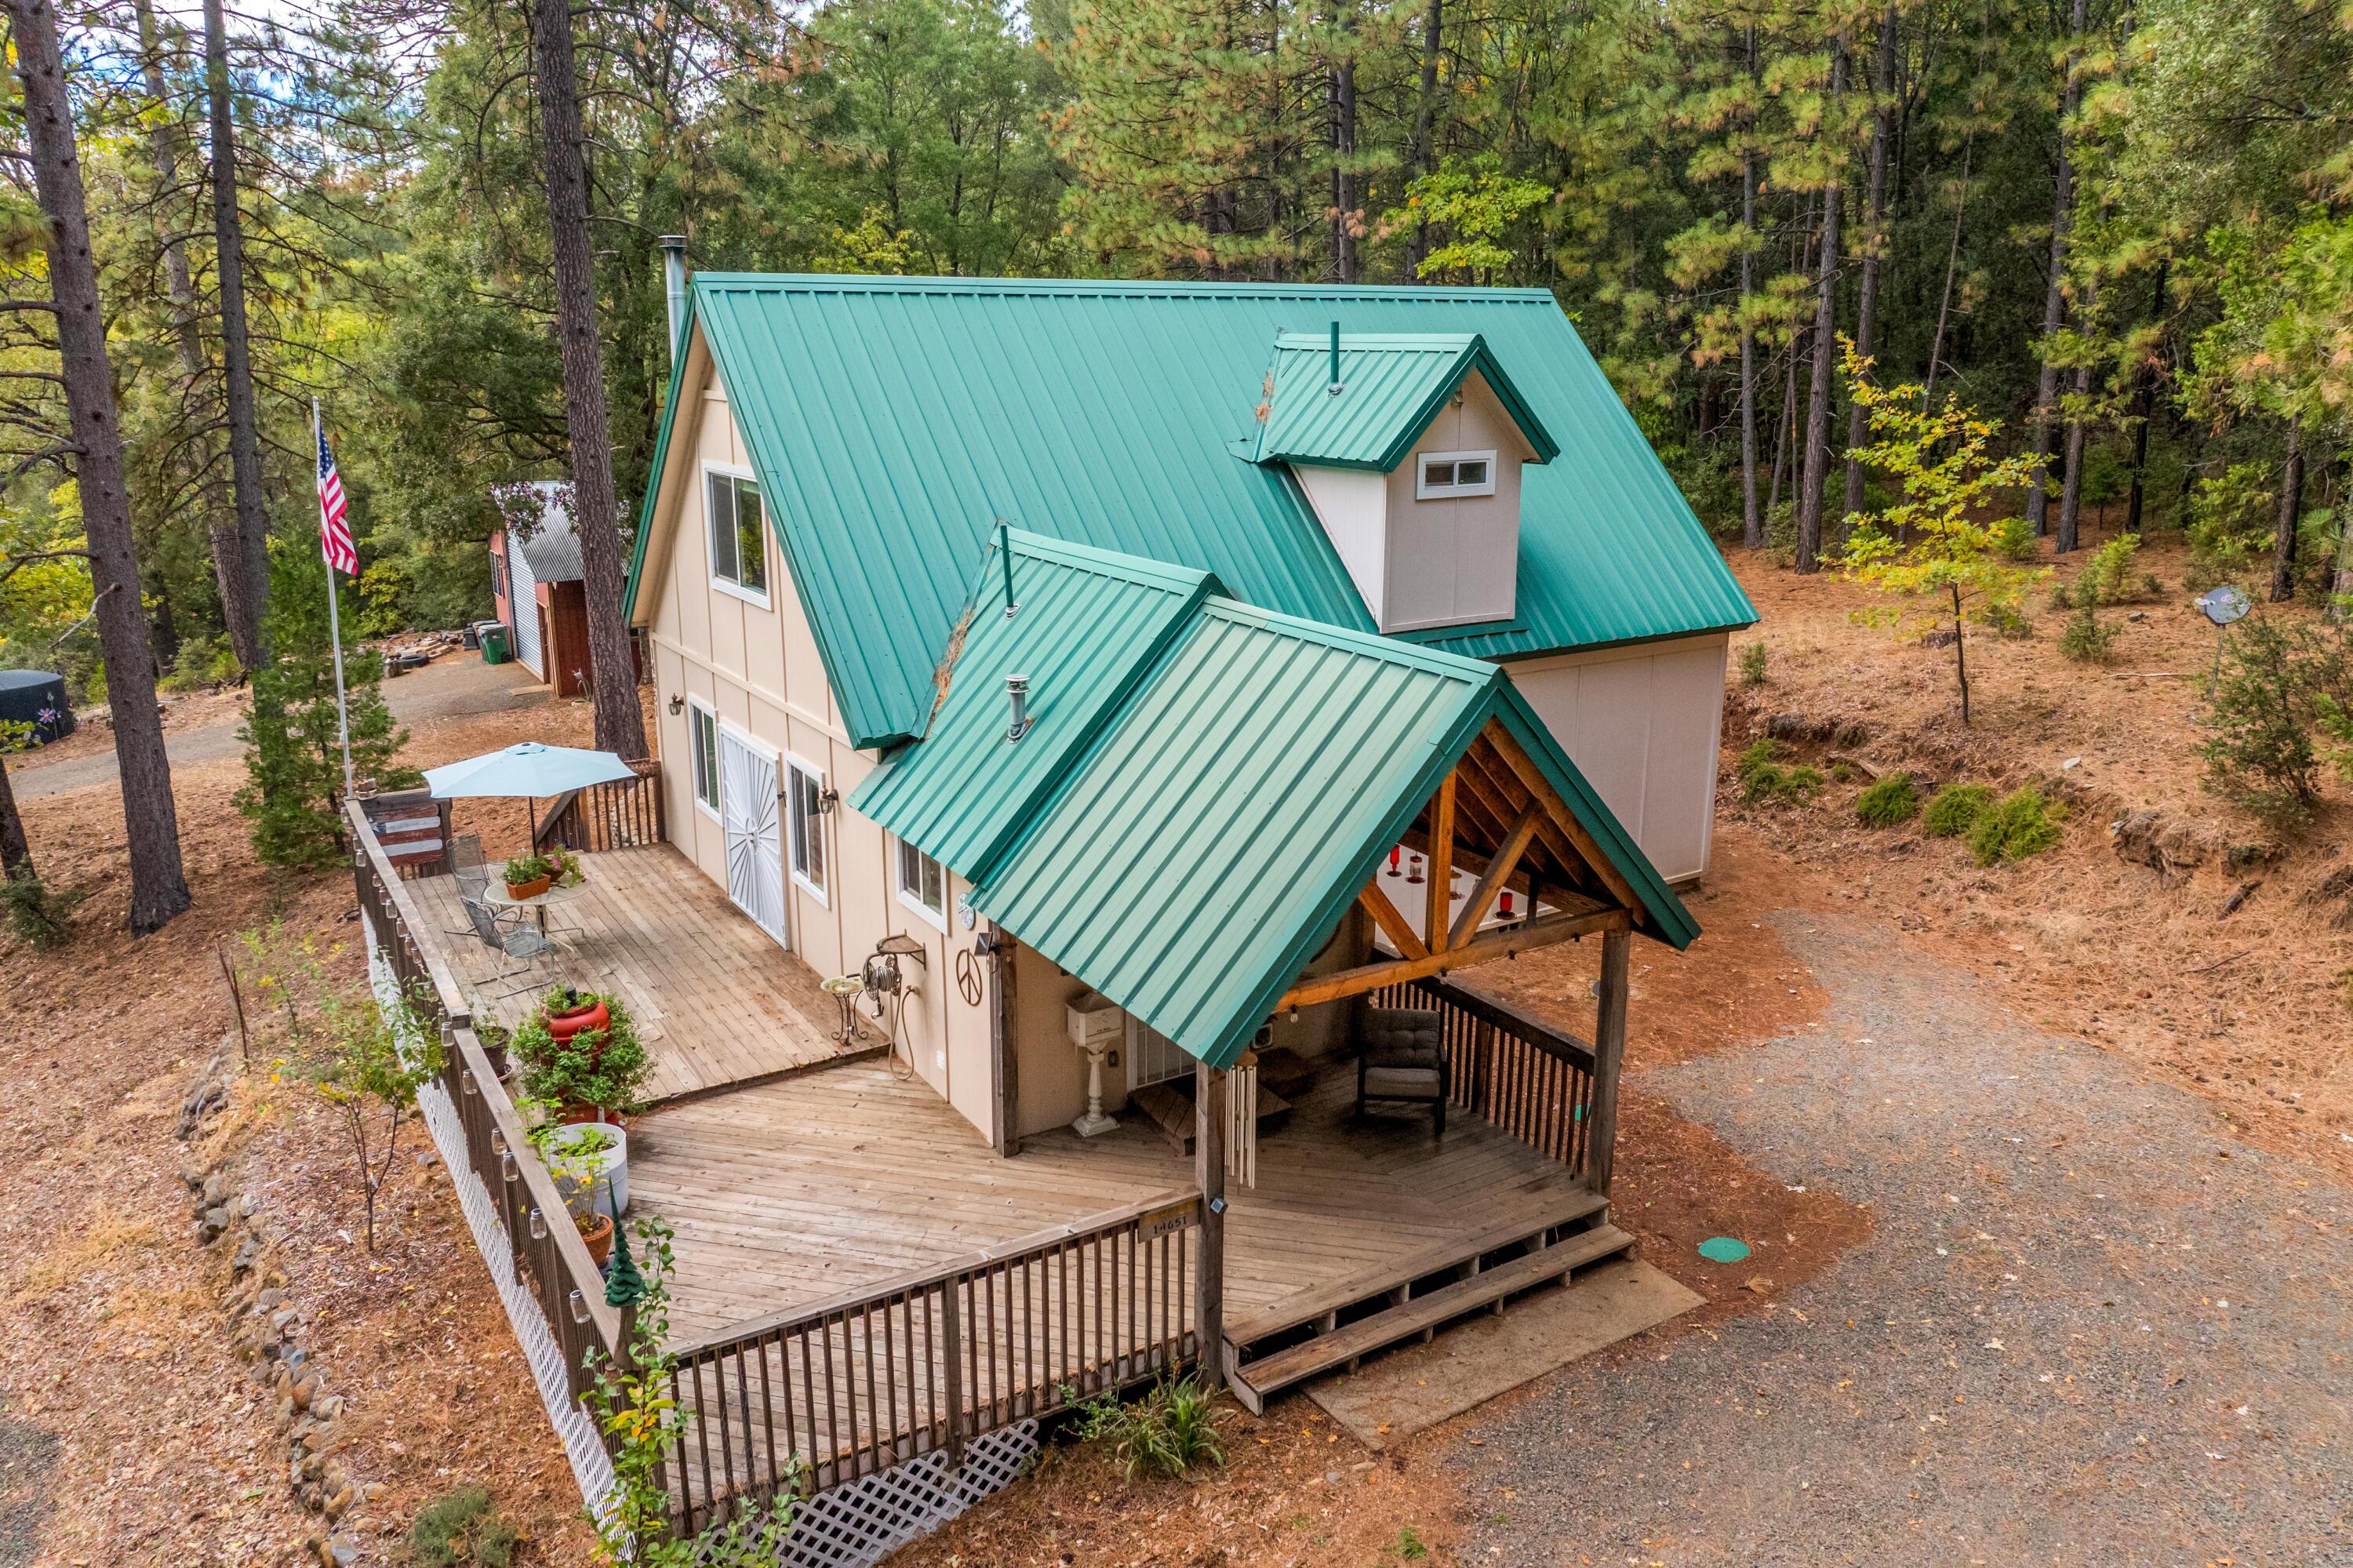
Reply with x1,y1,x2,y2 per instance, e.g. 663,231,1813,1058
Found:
1408,973,1596,1074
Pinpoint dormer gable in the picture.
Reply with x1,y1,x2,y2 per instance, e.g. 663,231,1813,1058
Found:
1250,329,1555,634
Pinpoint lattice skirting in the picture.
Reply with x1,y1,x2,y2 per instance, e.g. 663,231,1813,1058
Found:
697,1421,1041,1568
363,914,616,1516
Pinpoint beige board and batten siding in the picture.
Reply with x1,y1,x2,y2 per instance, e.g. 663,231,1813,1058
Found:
637,351,1002,1138
1504,632,1729,886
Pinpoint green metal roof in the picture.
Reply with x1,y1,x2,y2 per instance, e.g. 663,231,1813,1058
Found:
624,275,1757,751
1249,331,1558,471
851,532,1699,1070
849,531,1217,879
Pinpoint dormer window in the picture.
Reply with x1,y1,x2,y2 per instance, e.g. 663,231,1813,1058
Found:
1417,450,1497,500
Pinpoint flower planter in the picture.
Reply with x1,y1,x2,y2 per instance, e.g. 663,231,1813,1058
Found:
546,999,610,1042
504,875,551,901
577,1211,615,1266
544,1119,630,1217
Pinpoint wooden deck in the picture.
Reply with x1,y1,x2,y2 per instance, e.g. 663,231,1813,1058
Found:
404,845,878,1103
632,1055,1595,1346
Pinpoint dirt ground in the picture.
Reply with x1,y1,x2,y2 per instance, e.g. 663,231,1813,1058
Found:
4,526,2348,1566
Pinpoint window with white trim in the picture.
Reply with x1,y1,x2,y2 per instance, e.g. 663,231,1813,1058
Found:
896,836,946,926
706,469,769,599
1416,449,1497,500
687,700,720,816
785,757,827,900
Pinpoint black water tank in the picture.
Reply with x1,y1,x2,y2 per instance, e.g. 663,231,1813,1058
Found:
0,668,74,744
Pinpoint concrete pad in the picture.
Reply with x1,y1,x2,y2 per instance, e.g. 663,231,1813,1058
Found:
1305,1260,1701,1447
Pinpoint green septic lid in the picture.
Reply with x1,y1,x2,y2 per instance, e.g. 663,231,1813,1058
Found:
1697,1236,1751,1264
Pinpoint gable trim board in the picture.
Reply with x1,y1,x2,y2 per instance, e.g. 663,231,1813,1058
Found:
624,275,1758,755
851,530,1697,1073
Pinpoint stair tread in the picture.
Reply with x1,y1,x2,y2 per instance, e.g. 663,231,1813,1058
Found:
1232,1224,1635,1399
1227,1188,1609,1347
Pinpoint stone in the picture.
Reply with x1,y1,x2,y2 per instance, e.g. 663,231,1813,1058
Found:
271,1308,299,1333
322,1484,354,1523
230,1236,261,1275
311,1394,344,1423
327,1533,361,1566
201,1206,231,1236
256,1287,287,1312
291,1375,318,1411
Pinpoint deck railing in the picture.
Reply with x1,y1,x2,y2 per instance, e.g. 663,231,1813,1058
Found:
1369,973,1599,1178
535,758,665,853
349,800,629,1423
664,1189,1204,1536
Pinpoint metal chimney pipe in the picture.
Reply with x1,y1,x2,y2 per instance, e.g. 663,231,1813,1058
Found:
1006,674,1032,741
660,236,689,366
1326,319,1344,396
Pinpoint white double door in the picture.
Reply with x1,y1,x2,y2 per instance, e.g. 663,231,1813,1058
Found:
719,725,788,948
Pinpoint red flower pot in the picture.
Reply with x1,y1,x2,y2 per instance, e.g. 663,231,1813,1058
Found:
547,999,609,1042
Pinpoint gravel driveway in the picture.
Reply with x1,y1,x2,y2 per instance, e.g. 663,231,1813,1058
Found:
1460,911,2353,1567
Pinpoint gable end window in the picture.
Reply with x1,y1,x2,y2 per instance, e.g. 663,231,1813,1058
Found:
688,700,720,817
786,757,827,901
707,469,769,601
896,836,947,928
1416,450,1497,500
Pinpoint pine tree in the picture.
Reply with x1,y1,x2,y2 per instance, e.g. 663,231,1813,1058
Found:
237,541,418,871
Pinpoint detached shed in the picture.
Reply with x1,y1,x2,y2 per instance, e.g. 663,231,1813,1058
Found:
0,669,73,744
488,481,595,697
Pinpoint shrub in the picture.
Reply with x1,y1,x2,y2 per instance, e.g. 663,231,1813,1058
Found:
1077,1373,1226,1481
2081,533,2158,606
1,868,81,950
2058,601,2115,664
1827,759,1857,783
2184,464,2273,592
409,1486,518,1568
1736,738,1821,806
158,633,242,693
2200,613,2353,829
1854,772,1919,827
1966,787,2064,866
1989,515,2039,562
1738,642,1769,686
1922,782,1994,838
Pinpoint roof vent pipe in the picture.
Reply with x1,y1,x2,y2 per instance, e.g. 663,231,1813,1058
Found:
1006,674,1032,742
660,236,689,367
1326,320,1344,396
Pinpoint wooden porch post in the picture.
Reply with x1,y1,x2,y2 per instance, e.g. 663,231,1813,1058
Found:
1587,924,1631,1195
988,930,1021,1158
1193,1059,1227,1388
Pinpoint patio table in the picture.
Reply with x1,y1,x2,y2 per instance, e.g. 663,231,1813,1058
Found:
483,877,591,938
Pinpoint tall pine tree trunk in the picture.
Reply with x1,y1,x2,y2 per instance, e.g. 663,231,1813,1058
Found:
2125,260,2166,532
1740,26,1762,549
2271,419,2305,603
203,0,270,668
134,0,254,675
1922,133,1972,405
1328,13,1357,283
1842,5,1897,520
2057,354,2090,552
1407,0,1442,278
1794,38,1849,576
2025,0,2086,536
0,751,30,881
8,0,191,933
532,0,648,760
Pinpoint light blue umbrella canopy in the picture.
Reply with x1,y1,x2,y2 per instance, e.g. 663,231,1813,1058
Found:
424,741,637,799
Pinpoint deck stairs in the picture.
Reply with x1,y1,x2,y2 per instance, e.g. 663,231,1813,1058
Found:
1224,1188,1632,1413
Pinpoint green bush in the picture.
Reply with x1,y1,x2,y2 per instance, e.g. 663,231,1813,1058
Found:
2184,463,2274,592
2058,601,2115,664
1966,787,2064,865
409,1486,518,1568
1736,738,1821,806
1922,782,1994,838
2080,532,2158,606
514,988,652,1115
1990,515,2039,562
2200,613,2353,830
1854,771,1918,827
1738,642,1769,686
158,633,242,693
1075,1373,1226,1481
0,867,81,950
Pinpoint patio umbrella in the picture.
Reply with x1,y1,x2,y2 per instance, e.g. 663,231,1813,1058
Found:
425,741,639,841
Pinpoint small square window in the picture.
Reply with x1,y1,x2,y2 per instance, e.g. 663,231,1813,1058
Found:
1424,460,1456,486
1416,449,1500,500
1456,459,1489,486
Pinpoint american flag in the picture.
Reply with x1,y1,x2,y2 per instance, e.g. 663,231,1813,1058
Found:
317,425,357,576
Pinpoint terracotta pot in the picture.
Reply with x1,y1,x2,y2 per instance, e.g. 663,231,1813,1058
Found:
505,874,551,900
577,1210,614,1265
558,1102,630,1130
547,999,609,1041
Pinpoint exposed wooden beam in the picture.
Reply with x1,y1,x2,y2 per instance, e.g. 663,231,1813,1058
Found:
1356,883,1428,962
1277,905,1627,1012
1457,733,1590,899
1484,722,1642,916
1194,1060,1227,1388
1424,772,1457,950
1587,925,1631,1195
1449,802,1543,949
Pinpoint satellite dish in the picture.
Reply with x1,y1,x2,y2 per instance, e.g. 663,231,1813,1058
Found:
2198,585,2251,626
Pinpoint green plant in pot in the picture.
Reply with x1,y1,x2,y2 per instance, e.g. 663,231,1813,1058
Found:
501,851,555,900
513,989,649,1122
527,1107,625,1262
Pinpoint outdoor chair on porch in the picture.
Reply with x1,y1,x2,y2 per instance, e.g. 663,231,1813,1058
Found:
446,834,554,987
1353,1004,1449,1136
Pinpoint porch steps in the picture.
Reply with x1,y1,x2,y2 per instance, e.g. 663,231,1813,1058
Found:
1226,1222,1635,1414
1129,1080,1292,1155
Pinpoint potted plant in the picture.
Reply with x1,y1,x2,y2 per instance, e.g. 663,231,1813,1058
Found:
547,846,584,888
541,984,609,1042
513,991,650,1124
501,851,554,900
528,1111,625,1263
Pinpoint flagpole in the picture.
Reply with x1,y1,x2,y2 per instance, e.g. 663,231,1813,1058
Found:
316,395,355,800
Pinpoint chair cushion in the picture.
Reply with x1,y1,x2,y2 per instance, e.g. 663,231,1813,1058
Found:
1358,1006,1444,1069
1363,1065,1442,1100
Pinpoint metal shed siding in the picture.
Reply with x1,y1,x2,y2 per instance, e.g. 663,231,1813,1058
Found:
504,531,544,677
661,275,1756,750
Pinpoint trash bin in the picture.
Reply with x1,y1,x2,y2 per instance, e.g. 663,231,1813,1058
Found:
481,625,509,665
